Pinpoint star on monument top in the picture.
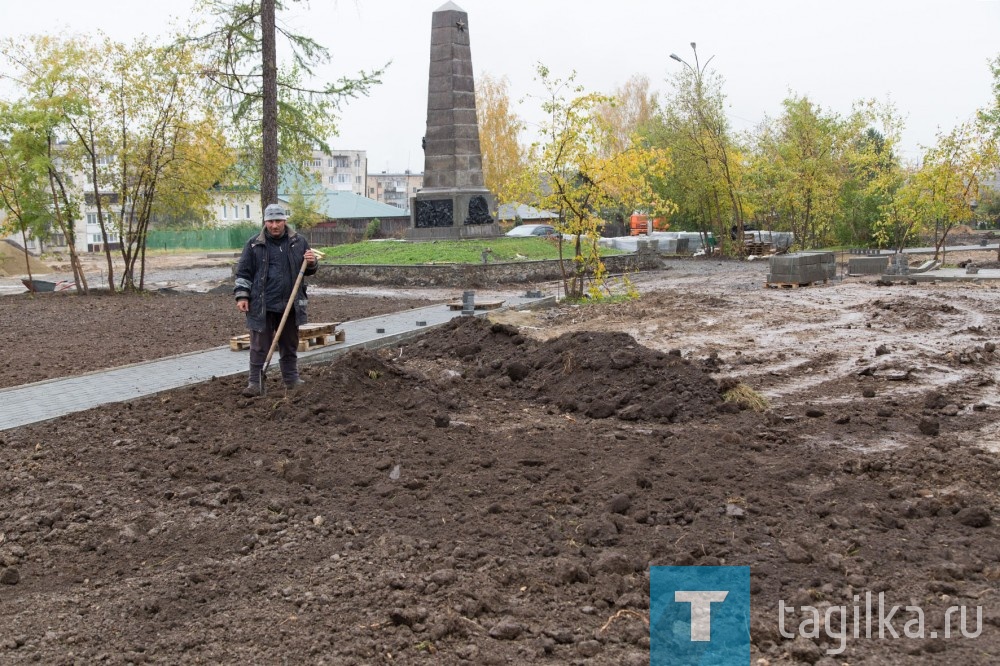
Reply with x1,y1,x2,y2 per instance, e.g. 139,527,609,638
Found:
455,19,466,32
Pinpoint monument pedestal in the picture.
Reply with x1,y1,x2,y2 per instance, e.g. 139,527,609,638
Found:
408,188,499,240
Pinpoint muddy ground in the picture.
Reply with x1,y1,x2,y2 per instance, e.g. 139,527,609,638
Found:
1,254,999,664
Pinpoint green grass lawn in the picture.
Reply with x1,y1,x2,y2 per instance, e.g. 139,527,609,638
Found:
314,237,625,265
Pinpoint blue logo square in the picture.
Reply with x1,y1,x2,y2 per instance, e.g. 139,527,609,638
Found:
650,566,750,665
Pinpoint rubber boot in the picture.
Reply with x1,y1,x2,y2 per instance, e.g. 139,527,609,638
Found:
280,357,301,389
243,363,263,396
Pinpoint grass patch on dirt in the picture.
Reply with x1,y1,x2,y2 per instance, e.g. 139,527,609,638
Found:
314,238,625,265
722,382,770,412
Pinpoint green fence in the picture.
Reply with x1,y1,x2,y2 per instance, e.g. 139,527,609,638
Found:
145,224,260,251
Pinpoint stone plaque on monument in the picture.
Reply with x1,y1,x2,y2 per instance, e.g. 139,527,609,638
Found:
408,2,499,240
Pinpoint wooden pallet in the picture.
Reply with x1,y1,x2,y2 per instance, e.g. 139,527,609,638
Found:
299,322,338,337
446,299,505,311
230,335,252,351
229,322,344,352
745,242,775,256
298,328,345,351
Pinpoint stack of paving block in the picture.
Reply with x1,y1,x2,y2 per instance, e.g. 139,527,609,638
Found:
767,252,836,286
847,255,889,276
884,253,910,275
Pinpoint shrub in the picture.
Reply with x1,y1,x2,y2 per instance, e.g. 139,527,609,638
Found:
363,218,381,240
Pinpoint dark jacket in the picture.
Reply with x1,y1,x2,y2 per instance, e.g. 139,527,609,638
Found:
234,227,317,333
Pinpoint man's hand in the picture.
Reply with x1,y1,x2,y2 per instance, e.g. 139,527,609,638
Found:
304,249,317,266
237,299,249,313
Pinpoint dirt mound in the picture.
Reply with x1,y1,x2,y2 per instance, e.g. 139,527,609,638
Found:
0,240,51,277
263,348,456,436
3,261,1000,663
407,317,722,423
3,316,998,664
856,295,965,330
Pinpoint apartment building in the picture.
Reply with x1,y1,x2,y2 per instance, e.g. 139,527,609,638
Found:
366,171,423,211
3,147,372,252
306,149,367,196
3,145,115,255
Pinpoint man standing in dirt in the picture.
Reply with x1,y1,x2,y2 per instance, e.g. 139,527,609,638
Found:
234,203,318,396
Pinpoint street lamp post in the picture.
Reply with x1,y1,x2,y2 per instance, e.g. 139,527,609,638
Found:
669,42,715,103
670,42,742,255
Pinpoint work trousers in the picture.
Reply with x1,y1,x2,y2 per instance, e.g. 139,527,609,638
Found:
248,311,300,384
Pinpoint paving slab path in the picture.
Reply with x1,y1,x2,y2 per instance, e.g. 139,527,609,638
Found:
0,294,550,431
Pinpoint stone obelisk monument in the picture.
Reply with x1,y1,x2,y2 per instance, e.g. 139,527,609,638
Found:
408,2,498,239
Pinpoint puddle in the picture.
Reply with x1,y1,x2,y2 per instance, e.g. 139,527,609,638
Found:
800,432,909,454
974,421,1000,453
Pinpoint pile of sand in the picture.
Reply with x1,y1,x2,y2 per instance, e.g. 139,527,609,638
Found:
0,240,52,277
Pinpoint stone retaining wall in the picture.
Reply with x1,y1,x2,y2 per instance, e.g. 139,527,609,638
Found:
310,250,662,288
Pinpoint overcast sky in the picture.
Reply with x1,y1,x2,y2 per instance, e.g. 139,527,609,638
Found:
4,0,999,173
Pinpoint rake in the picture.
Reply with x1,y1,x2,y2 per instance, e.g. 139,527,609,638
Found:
260,249,324,395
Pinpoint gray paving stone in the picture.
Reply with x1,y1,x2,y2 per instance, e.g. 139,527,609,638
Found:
0,294,551,432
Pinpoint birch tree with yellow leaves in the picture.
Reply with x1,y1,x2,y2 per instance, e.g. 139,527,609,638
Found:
596,74,657,158
475,73,527,205
0,51,90,293
747,95,851,249
514,65,673,300
1,34,233,292
104,38,233,291
883,121,997,256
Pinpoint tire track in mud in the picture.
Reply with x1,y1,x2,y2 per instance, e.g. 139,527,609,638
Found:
526,268,1000,432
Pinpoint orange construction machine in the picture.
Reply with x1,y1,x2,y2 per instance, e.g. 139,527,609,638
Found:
629,214,668,235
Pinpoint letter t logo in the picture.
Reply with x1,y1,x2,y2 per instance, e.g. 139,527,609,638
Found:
674,591,729,641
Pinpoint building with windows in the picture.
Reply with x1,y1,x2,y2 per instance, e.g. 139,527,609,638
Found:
2,145,119,256
366,171,423,211
3,147,372,254
305,149,367,196
212,191,262,227
83,192,122,252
